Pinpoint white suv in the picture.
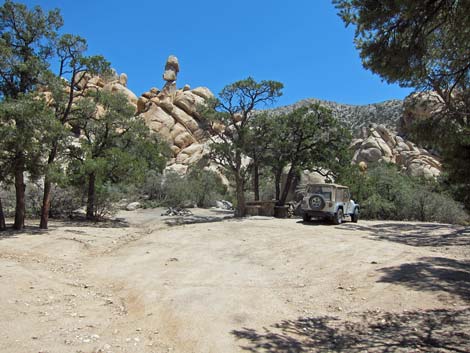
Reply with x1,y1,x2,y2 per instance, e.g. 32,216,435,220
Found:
300,183,359,224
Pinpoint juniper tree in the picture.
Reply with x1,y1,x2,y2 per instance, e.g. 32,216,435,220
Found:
254,105,351,205
200,77,283,217
0,0,62,229
39,34,110,229
0,94,57,228
333,0,470,209
68,91,167,220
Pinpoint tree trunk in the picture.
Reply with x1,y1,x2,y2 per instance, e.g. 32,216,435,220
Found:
39,176,53,229
0,197,6,231
86,172,96,221
40,145,58,229
235,174,246,218
274,169,282,204
13,166,26,230
279,165,295,206
253,162,260,201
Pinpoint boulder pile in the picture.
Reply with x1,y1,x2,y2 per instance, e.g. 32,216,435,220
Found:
351,125,442,179
74,69,139,109
135,55,215,174
400,91,445,135
64,56,447,182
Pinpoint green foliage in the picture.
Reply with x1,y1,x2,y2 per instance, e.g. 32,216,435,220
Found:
333,0,470,90
92,182,126,219
252,104,351,204
46,185,82,218
0,0,63,98
199,77,283,216
43,33,110,125
0,182,82,219
338,163,468,224
0,1,114,228
333,0,470,212
0,1,63,228
409,119,470,211
68,90,168,219
218,77,283,114
70,91,167,179
202,77,284,173
0,94,57,181
142,169,228,208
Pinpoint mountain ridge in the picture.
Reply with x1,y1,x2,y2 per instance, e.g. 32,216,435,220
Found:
265,98,404,134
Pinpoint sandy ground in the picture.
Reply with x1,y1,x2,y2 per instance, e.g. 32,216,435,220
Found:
0,208,469,353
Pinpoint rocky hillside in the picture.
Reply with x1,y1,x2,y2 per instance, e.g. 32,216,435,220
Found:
75,54,441,180
266,96,443,179
267,98,403,134
351,125,442,179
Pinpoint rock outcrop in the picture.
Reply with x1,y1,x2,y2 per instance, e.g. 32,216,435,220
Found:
351,125,442,179
66,57,445,182
135,55,214,169
267,94,443,179
400,91,445,135
74,69,138,109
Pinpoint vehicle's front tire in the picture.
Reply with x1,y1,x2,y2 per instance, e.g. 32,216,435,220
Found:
351,208,359,223
333,209,343,225
302,213,311,222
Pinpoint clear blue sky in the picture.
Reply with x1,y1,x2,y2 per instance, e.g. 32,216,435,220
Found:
20,0,412,107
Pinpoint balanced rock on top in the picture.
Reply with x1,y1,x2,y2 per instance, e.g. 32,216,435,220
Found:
136,55,215,170
163,55,180,82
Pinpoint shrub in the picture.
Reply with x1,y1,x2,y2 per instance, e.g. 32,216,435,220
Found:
0,185,15,217
48,185,83,218
142,168,228,208
411,186,468,224
92,182,126,219
0,182,85,219
338,163,469,224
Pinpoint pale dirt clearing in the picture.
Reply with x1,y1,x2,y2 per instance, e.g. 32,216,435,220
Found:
0,209,469,353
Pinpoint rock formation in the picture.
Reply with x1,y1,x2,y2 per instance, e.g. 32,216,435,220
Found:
74,69,138,109
267,95,443,180
351,125,442,179
400,91,445,135
64,57,446,182
135,55,216,175
59,55,225,182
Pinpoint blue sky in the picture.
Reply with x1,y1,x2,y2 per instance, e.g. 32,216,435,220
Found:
20,0,413,107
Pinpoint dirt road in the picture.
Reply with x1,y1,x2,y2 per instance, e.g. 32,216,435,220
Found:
1,209,469,352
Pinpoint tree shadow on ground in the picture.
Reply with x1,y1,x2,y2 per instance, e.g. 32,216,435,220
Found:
232,308,470,352
378,256,470,302
0,225,45,239
0,218,129,240
341,223,470,247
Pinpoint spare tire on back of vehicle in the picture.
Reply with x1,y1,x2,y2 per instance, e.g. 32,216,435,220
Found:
309,195,325,210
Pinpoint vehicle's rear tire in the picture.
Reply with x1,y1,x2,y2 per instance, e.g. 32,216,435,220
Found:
351,208,359,223
302,213,311,222
333,209,343,225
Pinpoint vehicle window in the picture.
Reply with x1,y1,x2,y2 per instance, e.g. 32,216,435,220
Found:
307,185,332,201
336,189,343,202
